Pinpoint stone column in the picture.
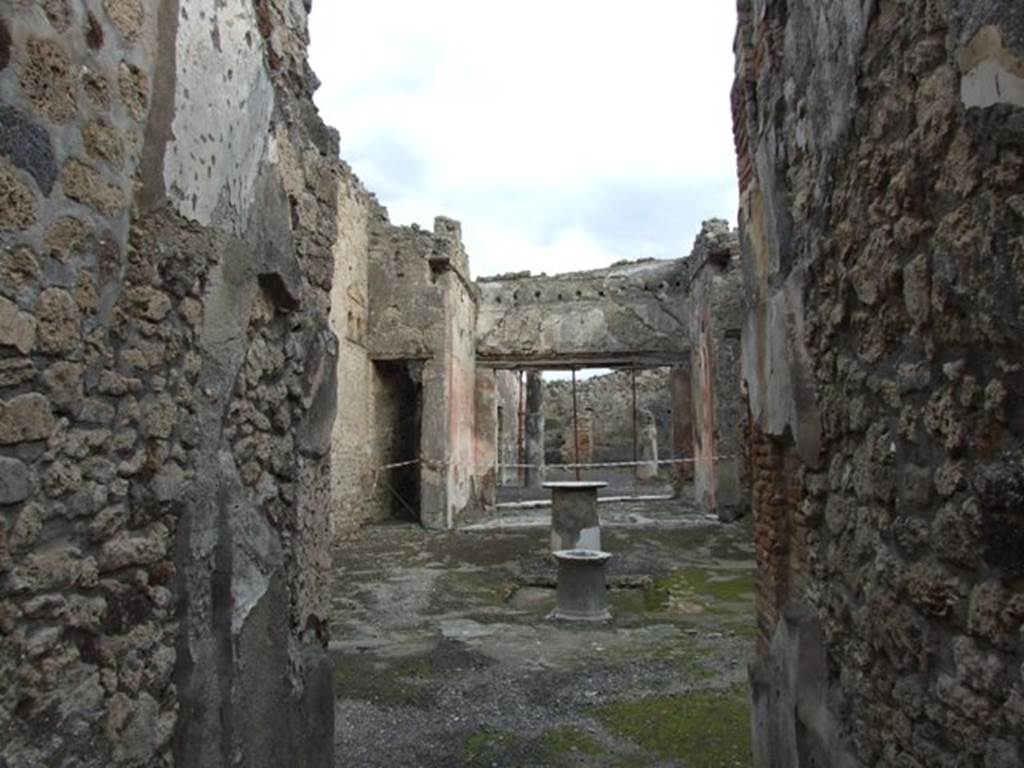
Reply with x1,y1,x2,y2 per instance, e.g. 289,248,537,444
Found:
670,365,695,484
473,368,498,508
524,371,545,487
545,481,608,550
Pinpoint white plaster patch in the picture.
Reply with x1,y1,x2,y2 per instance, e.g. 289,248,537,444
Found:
551,526,601,552
961,58,1024,109
165,0,274,230
959,25,1024,110
545,308,610,349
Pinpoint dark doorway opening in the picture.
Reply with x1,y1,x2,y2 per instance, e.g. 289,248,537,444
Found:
374,360,424,523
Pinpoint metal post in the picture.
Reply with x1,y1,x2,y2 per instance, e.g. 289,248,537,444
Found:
632,367,639,466
631,366,639,495
517,369,525,487
495,399,502,491
572,368,581,481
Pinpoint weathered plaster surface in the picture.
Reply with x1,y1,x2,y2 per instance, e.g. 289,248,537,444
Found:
688,221,748,519
165,0,274,230
446,276,478,525
362,216,481,529
542,368,675,465
735,1,1024,765
478,230,747,519
0,1,339,765
476,259,691,368
328,165,381,533
959,26,1024,108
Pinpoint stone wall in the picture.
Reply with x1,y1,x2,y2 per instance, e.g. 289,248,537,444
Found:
495,368,521,485
670,365,695,483
370,359,423,522
0,1,339,765
443,227,479,526
328,164,382,532
476,258,691,369
542,368,675,465
735,1,1024,765
687,219,749,520
476,237,752,518
365,215,480,529
330,198,483,532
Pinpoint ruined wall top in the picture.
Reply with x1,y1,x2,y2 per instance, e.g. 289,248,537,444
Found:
475,257,691,368
687,218,739,282
474,220,739,368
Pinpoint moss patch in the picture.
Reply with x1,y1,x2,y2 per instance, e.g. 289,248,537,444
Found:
333,656,433,709
593,687,752,767
645,568,755,615
464,728,515,766
332,640,491,709
725,614,759,640
430,569,515,614
540,726,605,760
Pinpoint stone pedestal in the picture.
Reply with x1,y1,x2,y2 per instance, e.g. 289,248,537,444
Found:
636,409,659,480
543,481,607,551
550,549,612,621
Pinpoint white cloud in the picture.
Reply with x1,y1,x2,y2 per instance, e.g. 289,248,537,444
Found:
466,221,623,278
308,1,739,277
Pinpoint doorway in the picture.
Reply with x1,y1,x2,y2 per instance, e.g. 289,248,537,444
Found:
373,360,424,522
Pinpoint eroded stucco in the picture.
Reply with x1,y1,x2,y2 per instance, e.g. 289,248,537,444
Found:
165,0,274,230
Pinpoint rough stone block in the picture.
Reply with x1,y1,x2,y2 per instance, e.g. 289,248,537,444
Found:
60,160,125,216
83,120,124,169
0,358,36,388
0,105,57,194
0,295,37,354
7,546,98,593
36,287,81,355
98,524,169,572
118,62,148,121
0,158,39,232
42,361,84,412
103,0,144,41
152,462,185,502
142,395,177,440
0,456,31,504
20,38,75,123
8,502,43,552
0,393,55,444
106,691,160,765
42,0,72,32
0,247,40,296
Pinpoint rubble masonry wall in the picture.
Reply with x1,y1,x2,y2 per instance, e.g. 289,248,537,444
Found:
476,258,690,368
0,1,341,765
735,1,1024,765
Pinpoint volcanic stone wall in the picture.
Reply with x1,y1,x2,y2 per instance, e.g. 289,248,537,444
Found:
542,368,675,465
1,1,340,765
366,215,480,529
735,1,1024,765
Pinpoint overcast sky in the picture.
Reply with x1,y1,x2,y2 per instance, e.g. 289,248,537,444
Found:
308,2,739,279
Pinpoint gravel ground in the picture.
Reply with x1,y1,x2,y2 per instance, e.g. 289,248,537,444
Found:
331,501,756,767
